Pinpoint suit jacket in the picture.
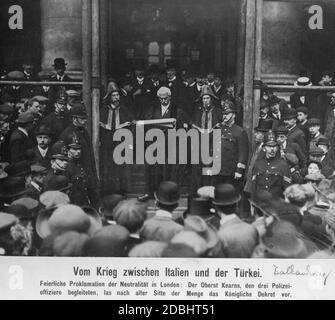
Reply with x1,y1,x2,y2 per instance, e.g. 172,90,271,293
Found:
284,141,307,169
167,77,189,115
321,153,335,178
9,129,35,163
32,146,51,169
287,125,307,156
191,105,222,129
290,92,316,115
49,73,76,92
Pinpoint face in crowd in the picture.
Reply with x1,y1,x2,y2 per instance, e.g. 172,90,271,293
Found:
264,144,278,158
73,116,87,128
297,111,307,123
254,130,264,144
52,158,68,171
270,103,280,114
308,162,321,175
309,125,320,137
36,134,50,150
166,70,177,81
55,67,65,77
202,94,212,109
68,147,82,160
0,120,10,136
276,133,287,146
158,91,171,107
54,102,66,114
110,92,121,107
283,118,296,129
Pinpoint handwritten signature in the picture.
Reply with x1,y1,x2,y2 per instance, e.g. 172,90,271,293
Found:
273,264,331,286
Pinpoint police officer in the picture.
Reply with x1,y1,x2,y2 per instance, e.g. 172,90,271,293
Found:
43,140,69,192
252,132,292,199
64,133,99,209
212,100,249,192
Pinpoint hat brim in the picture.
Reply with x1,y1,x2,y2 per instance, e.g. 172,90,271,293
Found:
154,192,179,206
0,189,27,200
294,81,312,87
196,93,219,102
212,194,241,206
35,209,53,239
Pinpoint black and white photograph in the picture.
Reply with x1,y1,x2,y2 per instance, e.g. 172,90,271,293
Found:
1,0,335,301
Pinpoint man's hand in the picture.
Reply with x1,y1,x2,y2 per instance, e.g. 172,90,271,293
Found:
234,172,242,180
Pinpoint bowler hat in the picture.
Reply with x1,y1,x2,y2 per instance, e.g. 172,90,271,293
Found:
282,108,297,120
294,76,312,87
50,141,68,160
196,85,218,102
316,137,330,147
17,111,34,124
70,103,88,118
53,58,67,68
101,194,126,219
154,181,180,205
44,175,72,193
268,96,281,106
212,184,241,206
307,118,321,127
274,125,288,135
0,177,26,199
4,160,31,177
35,125,52,137
7,71,24,80
263,131,278,147
11,197,39,218
254,119,273,132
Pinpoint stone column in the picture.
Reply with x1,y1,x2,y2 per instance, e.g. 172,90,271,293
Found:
40,0,82,76
262,1,303,82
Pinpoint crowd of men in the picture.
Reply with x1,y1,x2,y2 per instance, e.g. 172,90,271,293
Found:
1,58,335,258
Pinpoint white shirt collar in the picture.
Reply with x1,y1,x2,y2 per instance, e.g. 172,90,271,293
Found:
18,127,28,136
38,146,48,157
30,181,42,192
161,103,170,116
155,209,173,219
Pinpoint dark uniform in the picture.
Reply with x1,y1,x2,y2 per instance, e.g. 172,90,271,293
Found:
287,124,307,156
252,134,291,199
213,121,249,191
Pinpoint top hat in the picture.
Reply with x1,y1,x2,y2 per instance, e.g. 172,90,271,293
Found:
212,184,241,206
183,196,212,219
196,85,219,102
274,125,289,135
50,141,68,161
254,119,273,132
282,108,297,120
154,181,180,205
294,77,312,87
70,103,88,119
53,58,67,69
0,177,26,199
263,131,278,147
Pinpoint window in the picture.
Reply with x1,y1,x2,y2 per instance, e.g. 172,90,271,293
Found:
163,42,173,63
148,41,159,65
